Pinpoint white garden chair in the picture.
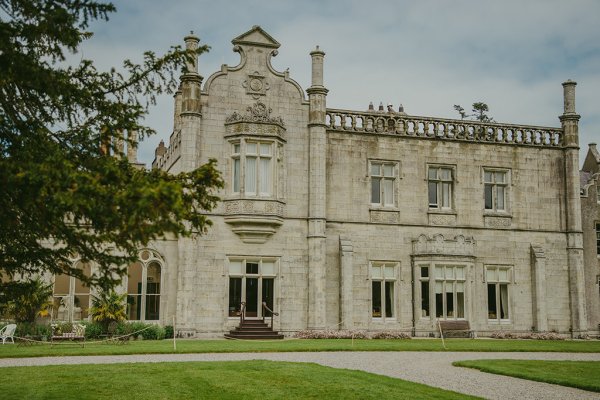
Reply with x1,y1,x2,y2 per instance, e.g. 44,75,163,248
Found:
0,324,16,344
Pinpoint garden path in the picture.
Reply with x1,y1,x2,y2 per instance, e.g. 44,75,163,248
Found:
1,351,599,399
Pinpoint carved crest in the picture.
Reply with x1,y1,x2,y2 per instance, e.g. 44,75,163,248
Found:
226,101,285,127
242,71,270,99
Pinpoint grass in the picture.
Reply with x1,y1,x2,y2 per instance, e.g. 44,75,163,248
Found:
453,359,600,393
0,338,599,358
0,360,479,399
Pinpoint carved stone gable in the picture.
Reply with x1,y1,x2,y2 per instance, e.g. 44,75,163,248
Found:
226,102,285,127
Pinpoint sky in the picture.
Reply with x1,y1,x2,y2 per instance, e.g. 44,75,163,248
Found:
81,0,600,166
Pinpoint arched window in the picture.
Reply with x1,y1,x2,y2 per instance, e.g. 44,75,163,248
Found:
52,261,91,322
126,250,163,321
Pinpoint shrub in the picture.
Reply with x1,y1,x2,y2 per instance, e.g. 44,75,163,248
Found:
10,322,51,339
164,325,174,339
89,291,127,330
141,324,165,340
2,279,53,322
114,321,165,340
490,331,565,340
294,330,410,340
370,331,411,339
82,322,104,339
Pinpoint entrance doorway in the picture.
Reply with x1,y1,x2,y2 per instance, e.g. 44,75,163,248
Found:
228,259,277,318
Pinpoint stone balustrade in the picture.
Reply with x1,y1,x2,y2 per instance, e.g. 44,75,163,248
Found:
325,109,563,148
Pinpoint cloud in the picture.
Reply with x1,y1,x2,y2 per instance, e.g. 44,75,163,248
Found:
77,0,600,164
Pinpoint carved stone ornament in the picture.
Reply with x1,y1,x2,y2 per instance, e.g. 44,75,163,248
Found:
226,101,285,127
370,210,400,224
412,234,475,257
223,199,285,244
428,213,456,226
242,71,270,99
484,216,512,228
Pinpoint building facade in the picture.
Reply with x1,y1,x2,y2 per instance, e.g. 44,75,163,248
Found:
52,26,598,338
581,144,600,334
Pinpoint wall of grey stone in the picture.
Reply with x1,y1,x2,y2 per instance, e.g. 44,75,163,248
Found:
321,131,573,335
581,180,600,334
150,27,584,337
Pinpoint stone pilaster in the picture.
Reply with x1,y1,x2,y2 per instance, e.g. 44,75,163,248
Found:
530,245,548,332
339,237,353,330
559,80,587,336
307,46,328,329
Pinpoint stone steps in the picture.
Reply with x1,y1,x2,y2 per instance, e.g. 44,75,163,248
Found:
224,319,284,340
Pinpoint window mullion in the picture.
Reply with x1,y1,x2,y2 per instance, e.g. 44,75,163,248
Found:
240,145,246,194
496,282,501,322
141,264,147,321
381,280,386,320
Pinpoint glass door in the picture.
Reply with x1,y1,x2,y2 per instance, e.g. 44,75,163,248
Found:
262,278,274,316
245,278,259,317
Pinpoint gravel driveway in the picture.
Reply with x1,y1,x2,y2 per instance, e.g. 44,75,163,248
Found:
1,351,599,399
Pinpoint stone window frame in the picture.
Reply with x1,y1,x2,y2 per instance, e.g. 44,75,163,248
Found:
52,260,93,322
484,265,512,323
125,249,164,322
230,139,275,198
482,167,511,214
418,265,430,319
427,164,456,211
368,160,400,209
370,261,398,321
596,222,600,256
226,257,279,319
417,263,467,321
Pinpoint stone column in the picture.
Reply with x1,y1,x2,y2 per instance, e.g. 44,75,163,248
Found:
115,130,125,156
180,32,203,171
530,245,548,332
306,46,328,329
339,237,353,330
126,130,137,163
559,80,587,336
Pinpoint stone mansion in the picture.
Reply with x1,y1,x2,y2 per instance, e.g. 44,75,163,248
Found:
56,26,600,337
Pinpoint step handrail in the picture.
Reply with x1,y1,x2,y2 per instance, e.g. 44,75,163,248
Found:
262,302,279,328
240,302,246,325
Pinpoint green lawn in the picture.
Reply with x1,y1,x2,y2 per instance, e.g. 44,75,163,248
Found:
0,360,478,399
0,338,599,358
453,359,600,393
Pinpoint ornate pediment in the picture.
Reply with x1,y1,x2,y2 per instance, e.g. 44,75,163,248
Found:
232,25,281,49
225,102,285,127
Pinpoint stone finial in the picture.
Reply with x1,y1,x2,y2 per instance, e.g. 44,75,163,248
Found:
184,32,200,74
562,79,577,115
378,102,384,112
398,104,405,113
368,102,374,111
309,45,326,88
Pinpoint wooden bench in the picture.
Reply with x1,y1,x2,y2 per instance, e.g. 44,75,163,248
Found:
438,320,474,338
51,324,86,347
